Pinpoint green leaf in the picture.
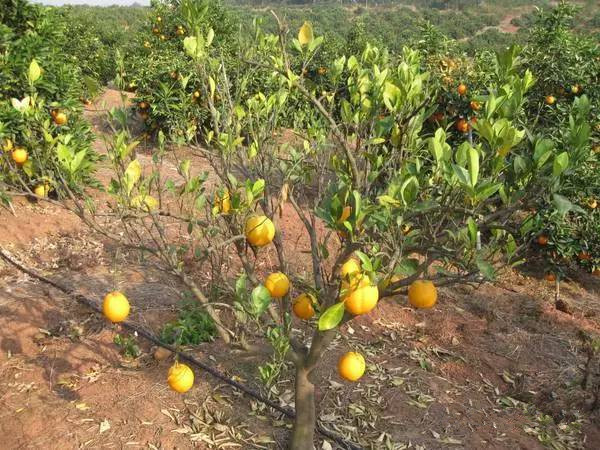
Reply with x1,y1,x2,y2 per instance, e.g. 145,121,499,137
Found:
28,59,41,83
475,182,502,202
552,152,569,177
467,146,479,187
124,159,141,194
395,258,419,276
252,179,265,197
552,193,574,216
354,251,373,272
183,36,199,59
318,302,345,331
400,176,419,204
251,285,272,316
452,164,471,186
298,21,314,46
467,217,478,246
476,258,496,280
70,150,87,173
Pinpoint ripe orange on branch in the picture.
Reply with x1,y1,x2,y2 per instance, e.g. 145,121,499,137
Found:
53,112,68,126
456,118,469,133
408,280,437,309
338,352,365,382
12,148,28,165
344,284,378,315
265,272,290,298
245,215,275,247
457,83,467,96
340,258,361,278
292,293,315,320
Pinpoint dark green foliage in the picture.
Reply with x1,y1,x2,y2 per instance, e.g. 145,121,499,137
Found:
160,300,217,346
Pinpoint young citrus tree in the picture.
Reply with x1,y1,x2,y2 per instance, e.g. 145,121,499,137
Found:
66,6,591,450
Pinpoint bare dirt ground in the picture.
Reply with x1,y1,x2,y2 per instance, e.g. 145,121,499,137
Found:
2,89,600,449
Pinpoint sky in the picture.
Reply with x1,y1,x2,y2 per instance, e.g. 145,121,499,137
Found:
32,0,150,5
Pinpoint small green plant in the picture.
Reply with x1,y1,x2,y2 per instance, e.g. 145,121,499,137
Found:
113,333,141,359
160,299,217,346
258,326,291,388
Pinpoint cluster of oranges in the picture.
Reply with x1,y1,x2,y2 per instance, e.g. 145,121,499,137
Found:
428,83,479,134
99,210,440,390
150,16,185,44
3,135,53,198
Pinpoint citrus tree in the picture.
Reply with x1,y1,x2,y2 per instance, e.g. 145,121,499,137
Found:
27,1,591,448
515,1,600,280
0,0,99,206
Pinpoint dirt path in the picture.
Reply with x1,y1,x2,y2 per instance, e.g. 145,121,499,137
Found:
2,88,600,449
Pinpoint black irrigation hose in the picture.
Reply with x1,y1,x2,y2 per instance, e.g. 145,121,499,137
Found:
0,248,362,450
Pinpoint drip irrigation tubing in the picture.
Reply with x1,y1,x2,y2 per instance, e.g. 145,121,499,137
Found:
0,248,362,450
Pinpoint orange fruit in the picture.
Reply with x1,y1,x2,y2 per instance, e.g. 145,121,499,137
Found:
139,101,149,110
292,293,315,320
265,272,290,298
469,100,481,111
53,112,67,126
338,352,365,382
344,284,378,315
588,199,598,209
408,280,437,309
245,215,275,247
168,363,194,393
144,41,151,48
102,291,130,322
545,273,556,282
193,90,201,98
340,258,361,279
456,118,469,133
33,184,50,198
578,251,591,261
545,95,556,105
457,83,467,96
12,148,28,165
537,235,549,246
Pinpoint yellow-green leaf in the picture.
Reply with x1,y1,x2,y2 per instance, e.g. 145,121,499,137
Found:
28,60,41,83
298,21,314,46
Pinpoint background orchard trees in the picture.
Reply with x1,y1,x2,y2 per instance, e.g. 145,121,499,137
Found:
0,0,99,207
